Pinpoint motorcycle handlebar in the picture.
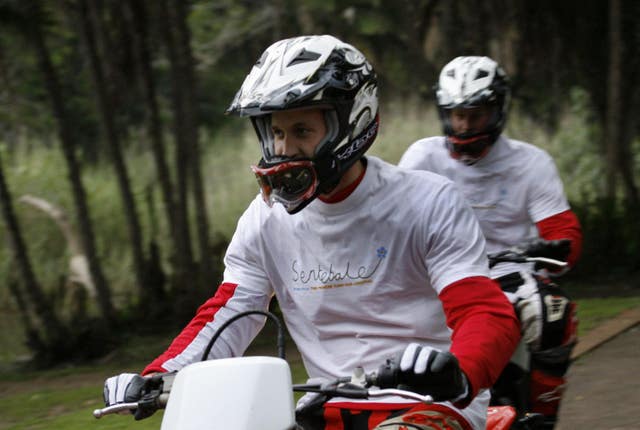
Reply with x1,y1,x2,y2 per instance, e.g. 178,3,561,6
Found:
292,382,434,404
488,239,571,270
488,251,568,269
94,311,436,421
94,368,434,420
292,364,434,405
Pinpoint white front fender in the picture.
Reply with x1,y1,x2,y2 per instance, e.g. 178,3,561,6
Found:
161,356,295,430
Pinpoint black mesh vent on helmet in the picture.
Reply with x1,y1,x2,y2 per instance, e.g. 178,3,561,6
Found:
287,49,322,67
475,69,489,80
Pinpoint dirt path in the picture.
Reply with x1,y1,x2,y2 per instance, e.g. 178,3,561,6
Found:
556,318,640,429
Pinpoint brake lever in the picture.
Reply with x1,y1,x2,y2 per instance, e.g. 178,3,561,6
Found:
367,388,433,404
93,402,139,418
525,257,568,268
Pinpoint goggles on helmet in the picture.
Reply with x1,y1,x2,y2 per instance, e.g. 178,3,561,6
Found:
251,159,319,213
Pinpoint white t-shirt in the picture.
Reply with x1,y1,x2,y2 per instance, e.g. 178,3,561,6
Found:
399,136,570,277
160,156,491,428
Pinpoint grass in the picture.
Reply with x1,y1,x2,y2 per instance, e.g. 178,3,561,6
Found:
1,295,639,429
0,385,164,430
575,296,640,335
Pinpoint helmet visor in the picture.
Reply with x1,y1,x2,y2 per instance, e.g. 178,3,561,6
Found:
251,160,319,211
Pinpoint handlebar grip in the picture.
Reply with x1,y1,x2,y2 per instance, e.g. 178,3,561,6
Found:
373,359,400,389
372,354,464,400
332,384,369,399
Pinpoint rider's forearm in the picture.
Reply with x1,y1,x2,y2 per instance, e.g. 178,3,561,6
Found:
439,276,520,405
536,209,582,267
142,282,240,375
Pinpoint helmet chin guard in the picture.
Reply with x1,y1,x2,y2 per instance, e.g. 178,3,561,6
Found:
227,35,379,213
251,159,319,214
445,131,495,165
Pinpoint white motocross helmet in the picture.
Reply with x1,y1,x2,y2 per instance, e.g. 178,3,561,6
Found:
435,56,510,164
227,35,379,214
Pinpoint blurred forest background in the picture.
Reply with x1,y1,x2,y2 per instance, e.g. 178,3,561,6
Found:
0,0,639,368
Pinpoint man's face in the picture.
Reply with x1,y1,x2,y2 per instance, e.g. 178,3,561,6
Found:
449,105,494,135
271,108,327,159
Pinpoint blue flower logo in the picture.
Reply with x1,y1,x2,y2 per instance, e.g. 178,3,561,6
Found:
376,247,388,259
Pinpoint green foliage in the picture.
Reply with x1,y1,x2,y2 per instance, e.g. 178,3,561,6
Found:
200,126,260,240
372,97,440,163
353,9,391,36
189,1,269,130
0,144,71,291
546,88,604,203
571,197,640,278
0,32,54,142
0,302,28,365
507,88,604,203
0,5,101,157
0,143,141,300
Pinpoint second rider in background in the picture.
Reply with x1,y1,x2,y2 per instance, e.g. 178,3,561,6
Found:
399,56,583,429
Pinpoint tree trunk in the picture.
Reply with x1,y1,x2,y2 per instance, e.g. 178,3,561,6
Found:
616,1,640,206
0,152,66,342
7,279,45,354
28,7,116,326
77,0,149,303
158,0,195,287
605,0,622,198
408,0,439,90
124,0,180,258
619,75,640,205
0,40,22,147
171,0,213,285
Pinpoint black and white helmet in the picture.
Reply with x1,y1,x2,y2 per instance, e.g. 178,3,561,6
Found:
435,56,510,163
227,35,378,213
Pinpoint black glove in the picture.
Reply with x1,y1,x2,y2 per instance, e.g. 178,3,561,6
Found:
376,344,469,402
522,238,570,262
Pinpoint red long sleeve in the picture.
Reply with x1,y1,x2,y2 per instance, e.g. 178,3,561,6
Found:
439,276,520,404
142,282,239,375
535,209,582,268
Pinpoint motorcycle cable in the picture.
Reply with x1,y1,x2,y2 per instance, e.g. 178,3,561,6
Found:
200,310,286,362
